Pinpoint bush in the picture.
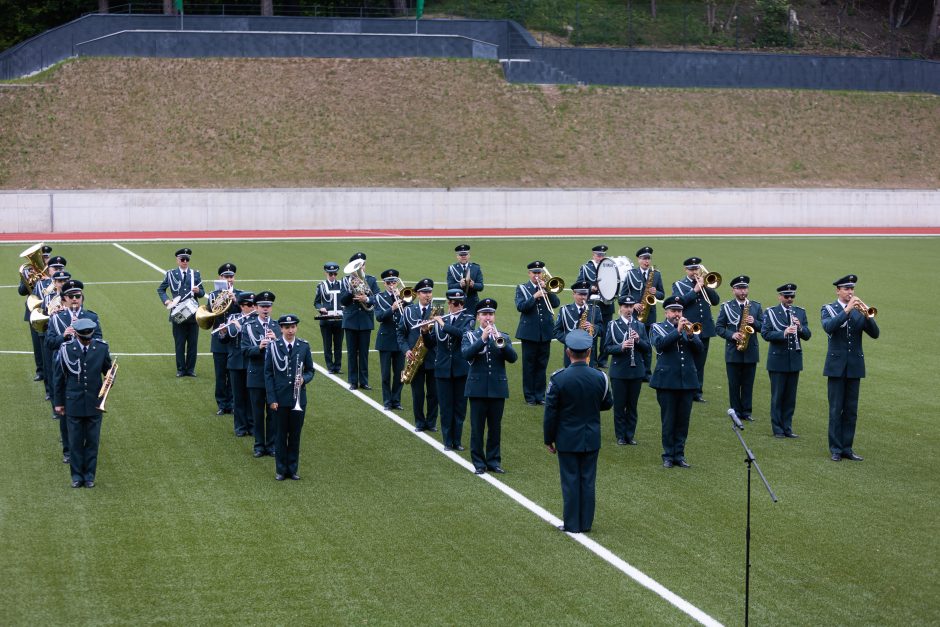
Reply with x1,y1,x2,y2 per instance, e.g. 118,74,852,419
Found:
755,0,791,47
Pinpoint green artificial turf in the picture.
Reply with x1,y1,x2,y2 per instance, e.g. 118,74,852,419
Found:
1,236,937,625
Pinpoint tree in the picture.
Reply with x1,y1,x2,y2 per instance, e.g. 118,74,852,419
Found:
926,0,940,56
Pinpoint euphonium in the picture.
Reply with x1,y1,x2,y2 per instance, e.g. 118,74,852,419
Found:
735,301,755,352
853,299,877,318
18,242,47,291
344,258,374,311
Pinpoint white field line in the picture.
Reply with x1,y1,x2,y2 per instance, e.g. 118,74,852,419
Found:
113,243,166,274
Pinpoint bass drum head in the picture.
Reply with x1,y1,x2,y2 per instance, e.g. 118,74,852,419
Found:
597,257,621,303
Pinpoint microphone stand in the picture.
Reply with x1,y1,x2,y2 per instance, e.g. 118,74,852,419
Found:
727,408,778,627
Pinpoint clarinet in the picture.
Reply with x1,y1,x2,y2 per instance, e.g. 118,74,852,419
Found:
787,306,802,352
628,320,636,367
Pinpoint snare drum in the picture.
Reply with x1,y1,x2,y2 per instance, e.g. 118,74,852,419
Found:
171,299,198,324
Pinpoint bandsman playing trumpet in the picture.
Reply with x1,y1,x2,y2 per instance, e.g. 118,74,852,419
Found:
605,295,651,446
431,288,475,451
715,275,763,423
397,278,439,432
622,246,664,380
208,263,241,417
672,257,720,402
821,275,880,463
374,269,406,411
516,261,560,405
577,245,614,367
53,318,112,489
462,298,517,474
314,262,344,375
760,283,811,439
220,292,257,437
242,291,281,458
264,315,314,481
157,248,204,378
553,280,603,368
650,296,703,469
447,244,485,315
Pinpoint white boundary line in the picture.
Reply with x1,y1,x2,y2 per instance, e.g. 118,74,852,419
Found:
113,243,165,274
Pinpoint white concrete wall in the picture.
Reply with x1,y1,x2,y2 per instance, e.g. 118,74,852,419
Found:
1,188,938,233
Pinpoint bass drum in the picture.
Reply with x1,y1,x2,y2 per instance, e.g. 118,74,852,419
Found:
596,257,622,304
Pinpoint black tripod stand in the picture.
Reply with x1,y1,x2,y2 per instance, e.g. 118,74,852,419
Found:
727,409,778,627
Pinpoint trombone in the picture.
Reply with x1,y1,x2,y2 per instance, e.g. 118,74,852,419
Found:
537,267,565,316
693,265,722,306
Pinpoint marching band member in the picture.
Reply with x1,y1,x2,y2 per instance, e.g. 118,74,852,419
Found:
339,252,379,391
446,244,484,315
715,275,763,423
650,296,703,469
605,295,651,446
264,314,314,481
553,280,603,368
515,261,560,405
242,290,281,458
621,246,664,380
314,262,344,374
35,259,68,403
157,248,204,378
544,329,613,533
374,269,406,411
208,263,241,416
671,257,720,402
53,318,112,489
220,292,257,437
397,278,438,432
760,283,811,439
462,298,517,474
18,244,53,383
576,245,613,367
431,288,474,451
821,275,880,462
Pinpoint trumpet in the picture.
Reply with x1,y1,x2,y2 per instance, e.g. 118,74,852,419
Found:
485,321,506,348
96,360,118,412
693,265,721,306
680,321,702,335
853,298,877,318
292,364,304,411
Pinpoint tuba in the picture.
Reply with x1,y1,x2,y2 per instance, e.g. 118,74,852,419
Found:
344,259,374,311
18,243,47,291
196,289,236,330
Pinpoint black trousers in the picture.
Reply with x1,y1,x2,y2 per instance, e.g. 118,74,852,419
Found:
558,449,599,533
320,322,343,372
272,406,305,476
611,377,643,440
656,388,694,462
521,340,551,403
726,362,757,417
213,352,232,411
229,368,251,436
595,307,614,366
30,325,44,376
379,350,405,408
248,387,275,454
40,336,54,398
344,329,371,386
66,414,102,483
769,370,800,436
172,320,199,375
469,397,504,471
436,375,467,448
409,366,438,430
640,322,653,378
692,336,710,395
828,377,861,455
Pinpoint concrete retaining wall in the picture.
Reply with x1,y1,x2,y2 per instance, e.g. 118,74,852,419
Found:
1,188,937,233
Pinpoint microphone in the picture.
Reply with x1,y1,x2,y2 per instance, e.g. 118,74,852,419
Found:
727,408,744,430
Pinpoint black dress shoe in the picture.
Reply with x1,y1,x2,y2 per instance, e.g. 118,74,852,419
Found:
85,481,95,488
663,459,674,468
626,438,637,445
774,434,785,439
558,525,580,533
693,395,706,402
443,446,452,451
617,438,628,446
275,474,285,481
33,374,43,382
830,453,842,462
742,415,754,421
216,409,225,416
427,427,438,432
45,394,51,401
785,432,799,438
843,453,864,461
184,372,196,377
290,474,301,480
473,468,485,474
348,384,358,391
489,466,506,474
253,450,264,458
676,459,691,468
456,445,465,451
393,404,404,410
267,449,276,457
414,427,424,433
526,401,537,406
71,480,82,488
176,372,183,377
62,454,70,464
361,384,372,390
383,405,391,410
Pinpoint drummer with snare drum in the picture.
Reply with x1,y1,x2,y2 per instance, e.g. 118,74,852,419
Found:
157,247,205,378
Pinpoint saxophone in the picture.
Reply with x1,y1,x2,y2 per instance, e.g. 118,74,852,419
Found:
578,306,593,336
401,305,443,384
735,301,755,352
636,267,657,324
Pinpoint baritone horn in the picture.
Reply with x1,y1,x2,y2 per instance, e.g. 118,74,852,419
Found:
18,242,47,291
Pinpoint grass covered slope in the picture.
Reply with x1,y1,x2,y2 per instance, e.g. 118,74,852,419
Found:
1,57,938,189
1,236,938,624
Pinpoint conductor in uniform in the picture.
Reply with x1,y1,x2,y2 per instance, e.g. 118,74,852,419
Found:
53,318,112,488
314,262,344,374
622,246,664,380
340,252,379,390
544,330,613,534
462,298,517,474
671,257,719,402
515,261,560,405
577,245,614,367
553,280,603,368
605,295,651,446
715,275,762,422
821,275,880,462
760,283,811,438
650,296,703,468
264,314,315,481
208,262,241,416
157,248,205,377
446,244,484,315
